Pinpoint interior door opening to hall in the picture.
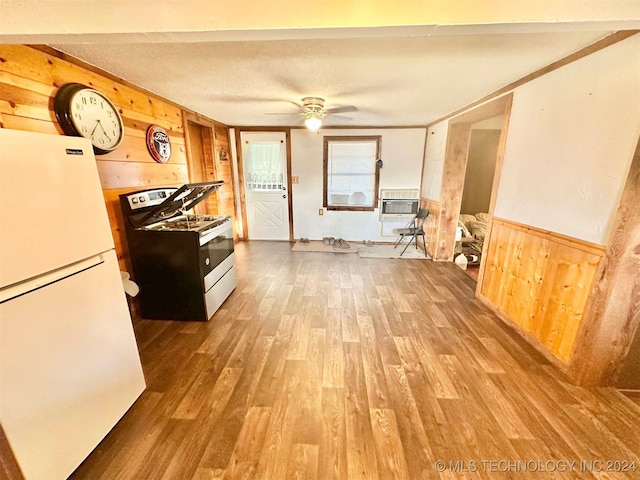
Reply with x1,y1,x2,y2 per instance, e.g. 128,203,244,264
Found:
240,131,291,240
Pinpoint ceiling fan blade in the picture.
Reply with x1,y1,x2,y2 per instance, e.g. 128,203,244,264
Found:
325,105,358,115
264,112,305,116
326,114,352,120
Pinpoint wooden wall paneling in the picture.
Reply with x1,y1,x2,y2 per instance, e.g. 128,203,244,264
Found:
98,134,187,165
0,113,59,134
480,218,604,364
0,45,230,283
568,134,640,386
184,120,214,214
96,162,189,190
212,124,237,220
0,80,53,121
201,124,220,215
0,46,184,126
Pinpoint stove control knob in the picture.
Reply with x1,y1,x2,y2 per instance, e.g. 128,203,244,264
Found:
205,257,210,266
139,196,146,202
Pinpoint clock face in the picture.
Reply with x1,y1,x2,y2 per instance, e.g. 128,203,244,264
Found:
54,83,124,155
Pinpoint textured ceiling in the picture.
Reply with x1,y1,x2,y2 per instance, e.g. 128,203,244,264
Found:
4,1,637,128
52,31,612,127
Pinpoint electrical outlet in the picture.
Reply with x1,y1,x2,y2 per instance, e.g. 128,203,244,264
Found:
292,176,299,184
318,209,324,216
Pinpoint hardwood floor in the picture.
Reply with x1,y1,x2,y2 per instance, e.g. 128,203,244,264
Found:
70,241,640,480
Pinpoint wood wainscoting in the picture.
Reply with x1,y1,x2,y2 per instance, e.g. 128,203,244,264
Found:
479,217,605,364
420,198,441,258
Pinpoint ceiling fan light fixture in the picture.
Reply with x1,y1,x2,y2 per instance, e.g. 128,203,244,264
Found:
304,114,322,131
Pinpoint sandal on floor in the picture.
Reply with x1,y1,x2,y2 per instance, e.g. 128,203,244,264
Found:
322,236,335,246
299,237,310,245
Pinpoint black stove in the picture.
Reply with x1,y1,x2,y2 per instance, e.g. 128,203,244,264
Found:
120,182,236,321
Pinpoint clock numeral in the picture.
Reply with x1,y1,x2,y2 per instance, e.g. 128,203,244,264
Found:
89,96,97,105
74,112,82,121
112,121,117,127
98,137,105,145
81,96,87,105
75,102,83,111
107,110,113,117
81,124,88,134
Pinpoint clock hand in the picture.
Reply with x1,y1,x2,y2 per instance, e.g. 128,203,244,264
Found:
96,120,112,142
90,121,100,139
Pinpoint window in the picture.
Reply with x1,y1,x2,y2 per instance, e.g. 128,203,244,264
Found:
323,136,381,211
244,141,285,191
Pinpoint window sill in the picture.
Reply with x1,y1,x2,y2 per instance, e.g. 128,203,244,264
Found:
325,206,376,212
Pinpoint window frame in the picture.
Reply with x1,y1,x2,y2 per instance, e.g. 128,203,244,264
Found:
322,135,381,212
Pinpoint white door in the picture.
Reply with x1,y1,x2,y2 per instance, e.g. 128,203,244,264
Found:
241,131,290,240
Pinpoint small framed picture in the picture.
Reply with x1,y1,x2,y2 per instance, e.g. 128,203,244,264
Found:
146,125,171,163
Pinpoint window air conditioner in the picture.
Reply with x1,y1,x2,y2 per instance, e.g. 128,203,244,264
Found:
379,189,420,222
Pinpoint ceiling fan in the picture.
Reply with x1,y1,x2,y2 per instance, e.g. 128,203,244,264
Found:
266,97,357,130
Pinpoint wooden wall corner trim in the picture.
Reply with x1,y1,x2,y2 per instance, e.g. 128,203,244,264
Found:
420,197,441,259
567,133,640,386
0,424,25,480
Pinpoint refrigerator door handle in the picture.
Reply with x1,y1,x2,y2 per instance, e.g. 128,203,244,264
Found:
0,255,105,304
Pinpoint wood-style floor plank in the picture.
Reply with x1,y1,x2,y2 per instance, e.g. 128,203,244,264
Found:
67,241,640,480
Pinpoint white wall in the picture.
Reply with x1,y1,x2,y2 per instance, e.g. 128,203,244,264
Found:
291,128,426,241
420,120,448,201
495,34,640,245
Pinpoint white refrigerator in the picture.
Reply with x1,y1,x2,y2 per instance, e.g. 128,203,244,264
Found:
0,129,146,480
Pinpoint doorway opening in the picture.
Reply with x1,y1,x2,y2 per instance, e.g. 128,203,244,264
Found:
186,120,217,215
457,116,503,281
435,93,513,291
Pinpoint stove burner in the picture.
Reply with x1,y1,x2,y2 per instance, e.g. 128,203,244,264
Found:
147,214,229,233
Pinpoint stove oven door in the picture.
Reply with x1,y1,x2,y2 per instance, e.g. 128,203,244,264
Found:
199,222,234,278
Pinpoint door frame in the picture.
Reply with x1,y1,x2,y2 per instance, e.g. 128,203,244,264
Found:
183,112,239,234
235,128,293,241
435,94,513,290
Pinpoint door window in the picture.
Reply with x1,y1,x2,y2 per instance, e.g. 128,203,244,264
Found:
245,141,284,191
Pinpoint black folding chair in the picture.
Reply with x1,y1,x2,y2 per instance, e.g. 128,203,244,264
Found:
393,208,429,256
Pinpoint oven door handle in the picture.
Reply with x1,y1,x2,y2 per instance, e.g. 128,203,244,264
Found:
199,222,230,246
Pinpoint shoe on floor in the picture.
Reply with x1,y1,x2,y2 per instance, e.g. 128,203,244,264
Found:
333,238,351,250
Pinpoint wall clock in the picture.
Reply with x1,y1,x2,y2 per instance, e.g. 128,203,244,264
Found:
54,83,124,155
